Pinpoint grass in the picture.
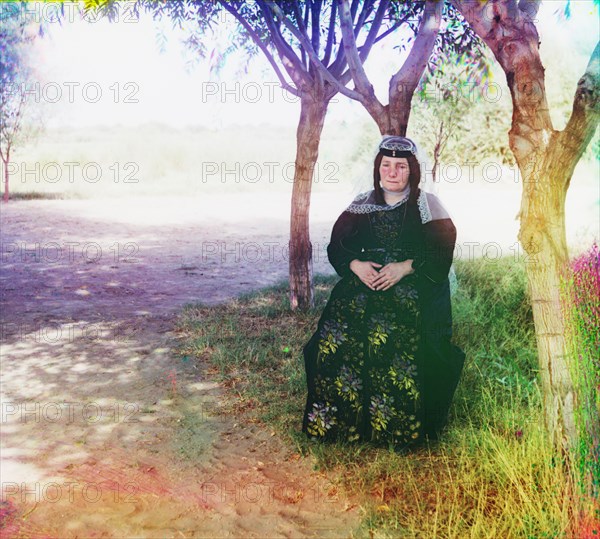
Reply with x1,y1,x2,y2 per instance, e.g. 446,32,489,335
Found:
174,256,598,538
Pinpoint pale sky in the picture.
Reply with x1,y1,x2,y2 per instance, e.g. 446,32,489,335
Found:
28,0,599,129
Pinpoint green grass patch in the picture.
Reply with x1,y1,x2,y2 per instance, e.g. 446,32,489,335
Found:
175,257,588,538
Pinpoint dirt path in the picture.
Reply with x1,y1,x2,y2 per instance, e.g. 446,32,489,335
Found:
0,196,361,538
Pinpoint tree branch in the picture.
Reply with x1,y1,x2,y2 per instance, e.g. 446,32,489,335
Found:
329,38,348,78
291,0,308,68
389,0,442,102
505,0,519,22
308,0,322,83
350,0,360,23
328,0,362,76
451,0,554,160
310,0,322,55
449,0,493,41
354,0,375,37
388,0,443,135
372,18,405,46
357,0,389,61
218,0,302,95
558,40,600,181
337,2,403,82
322,0,337,66
256,0,308,83
338,0,386,120
304,0,311,34
518,0,541,21
269,1,362,100
331,1,409,79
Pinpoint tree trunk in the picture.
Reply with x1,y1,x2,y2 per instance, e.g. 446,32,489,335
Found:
289,92,329,310
432,121,444,183
450,0,599,462
2,149,9,202
388,0,443,135
517,150,576,456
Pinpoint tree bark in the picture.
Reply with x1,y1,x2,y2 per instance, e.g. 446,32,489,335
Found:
289,91,329,310
388,0,444,135
518,152,575,454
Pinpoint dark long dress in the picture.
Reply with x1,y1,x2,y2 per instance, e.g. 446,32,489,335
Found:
302,190,466,448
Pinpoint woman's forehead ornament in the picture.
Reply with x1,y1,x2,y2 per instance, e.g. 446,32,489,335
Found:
379,136,418,158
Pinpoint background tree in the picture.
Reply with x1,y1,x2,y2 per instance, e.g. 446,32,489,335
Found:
0,2,44,202
449,0,599,466
411,45,514,181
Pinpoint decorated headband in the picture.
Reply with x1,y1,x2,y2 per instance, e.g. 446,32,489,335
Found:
379,136,418,158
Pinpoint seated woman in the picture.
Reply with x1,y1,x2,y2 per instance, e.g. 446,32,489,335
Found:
301,135,466,449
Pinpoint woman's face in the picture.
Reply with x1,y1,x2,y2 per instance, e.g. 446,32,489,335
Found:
379,156,410,192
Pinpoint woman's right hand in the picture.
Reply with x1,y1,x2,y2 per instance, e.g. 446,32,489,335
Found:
349,259,383,291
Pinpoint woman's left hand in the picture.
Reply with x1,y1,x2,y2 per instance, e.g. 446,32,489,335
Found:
372,260,413,291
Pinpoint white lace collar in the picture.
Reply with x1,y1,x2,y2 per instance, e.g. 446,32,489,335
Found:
344,189,436,224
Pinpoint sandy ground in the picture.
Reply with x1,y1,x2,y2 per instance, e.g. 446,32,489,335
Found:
0,194,360,538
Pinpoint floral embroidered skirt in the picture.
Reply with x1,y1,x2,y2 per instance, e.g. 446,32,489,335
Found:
302,272,424,448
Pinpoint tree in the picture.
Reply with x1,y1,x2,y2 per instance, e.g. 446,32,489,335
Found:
448,0,599,463
0,2,43,202
411,46,514,182
85,0,467,309
258,0,452,307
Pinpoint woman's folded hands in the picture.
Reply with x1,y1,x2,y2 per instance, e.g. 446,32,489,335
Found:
350,259,414,291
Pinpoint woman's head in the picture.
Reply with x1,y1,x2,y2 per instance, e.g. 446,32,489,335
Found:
373,136,421,205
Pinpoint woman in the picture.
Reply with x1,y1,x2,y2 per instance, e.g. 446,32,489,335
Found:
301,135,465,449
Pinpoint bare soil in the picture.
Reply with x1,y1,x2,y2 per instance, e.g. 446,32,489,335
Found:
0,196,361,538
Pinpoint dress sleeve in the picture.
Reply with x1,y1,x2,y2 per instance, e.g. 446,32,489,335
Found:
327,211,362,278
411,218,457,284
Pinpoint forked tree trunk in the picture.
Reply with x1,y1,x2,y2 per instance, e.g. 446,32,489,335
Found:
289,92,329,310
338,0,443,137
